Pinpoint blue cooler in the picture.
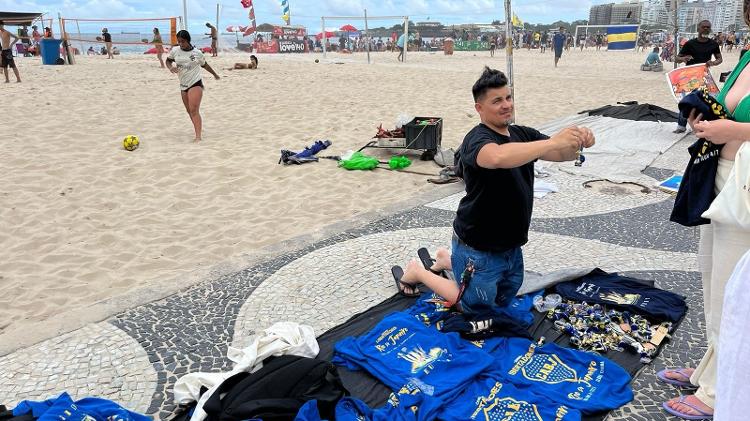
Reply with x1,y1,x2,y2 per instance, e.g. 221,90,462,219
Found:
40,39,62,64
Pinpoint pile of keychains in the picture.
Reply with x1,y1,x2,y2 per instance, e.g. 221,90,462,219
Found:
546,300,673,363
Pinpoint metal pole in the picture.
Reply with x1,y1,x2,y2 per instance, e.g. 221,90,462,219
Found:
364,9,371,64
183,0,188,31
505,0,515,121
403,16,409,62
216,3,220,52
322,17,326,58
673,0,679,69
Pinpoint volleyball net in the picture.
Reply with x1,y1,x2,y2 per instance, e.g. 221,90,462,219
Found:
60,16,181,49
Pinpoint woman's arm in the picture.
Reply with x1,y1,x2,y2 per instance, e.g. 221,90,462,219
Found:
693,119,750,144
202,63,220,79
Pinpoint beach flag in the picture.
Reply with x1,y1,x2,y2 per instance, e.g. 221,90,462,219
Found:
512,13,523,27
607,25,638,50
280,0,290,24
241,0,257,36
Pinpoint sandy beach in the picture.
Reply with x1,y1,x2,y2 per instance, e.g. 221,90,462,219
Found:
0,47,736,344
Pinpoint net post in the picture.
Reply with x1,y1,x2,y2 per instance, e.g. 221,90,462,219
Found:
505,0,514,121
403,16,408,63
364,9,370,64
322,17,327,58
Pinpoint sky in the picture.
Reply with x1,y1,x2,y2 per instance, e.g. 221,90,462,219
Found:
2,0,617,30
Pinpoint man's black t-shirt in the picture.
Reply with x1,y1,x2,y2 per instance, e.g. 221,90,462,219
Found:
679,38,720,65
103,32,112,43
453,123,549,253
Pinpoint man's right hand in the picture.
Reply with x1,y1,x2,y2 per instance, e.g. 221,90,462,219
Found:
549,127,584,155
680,55,693,63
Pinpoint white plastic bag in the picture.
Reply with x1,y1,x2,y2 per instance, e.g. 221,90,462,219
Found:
702,142,750,229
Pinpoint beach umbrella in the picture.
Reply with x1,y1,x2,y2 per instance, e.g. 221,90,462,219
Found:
316,30,336,40
340,24,357,32
226,25,242,32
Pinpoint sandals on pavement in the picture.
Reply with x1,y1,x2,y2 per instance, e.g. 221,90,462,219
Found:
657,368,697,388
662,396,713,420
391,265,420,297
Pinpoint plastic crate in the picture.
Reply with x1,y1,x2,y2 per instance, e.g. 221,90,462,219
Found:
404,117,442,151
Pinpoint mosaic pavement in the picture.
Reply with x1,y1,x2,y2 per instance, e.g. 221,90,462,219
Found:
0,136,705,421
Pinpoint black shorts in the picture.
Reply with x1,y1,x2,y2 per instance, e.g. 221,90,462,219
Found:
182,79,204,92
1,49,15,68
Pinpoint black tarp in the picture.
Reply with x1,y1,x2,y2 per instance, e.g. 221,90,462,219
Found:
316,275,679,421
580,103,679,123
0,12,44,26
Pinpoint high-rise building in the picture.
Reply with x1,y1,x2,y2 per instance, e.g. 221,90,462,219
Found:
590,3,614,25
677,0,712,32
612,1,642,24
715,0,744,32
640,0,669,27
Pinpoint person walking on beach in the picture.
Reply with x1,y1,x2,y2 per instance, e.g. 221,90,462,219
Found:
166,30,220,142
540,31,548,53
205,23,218,57
673,20,722,134
151,27,165,68
101,28,113,59
395,67,595,315
553,27,566,67
0,21,21,83
396,32,406,62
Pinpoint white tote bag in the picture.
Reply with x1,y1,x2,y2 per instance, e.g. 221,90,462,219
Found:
702,142,750,229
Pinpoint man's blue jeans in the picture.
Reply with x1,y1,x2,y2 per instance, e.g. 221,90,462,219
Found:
451,234,524,316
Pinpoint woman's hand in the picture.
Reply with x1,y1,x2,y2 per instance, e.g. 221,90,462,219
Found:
687,109,703,131
693,119,739,144
169,66,179,74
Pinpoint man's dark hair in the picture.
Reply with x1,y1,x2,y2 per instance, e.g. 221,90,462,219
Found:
472,66,508,102
698,20,711,27
0,20,4,26
653,46,659,52
206,22,211,27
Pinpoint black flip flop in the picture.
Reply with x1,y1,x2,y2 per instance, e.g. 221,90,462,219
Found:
417,247,442,276
417,247,454,281
392,265,420,297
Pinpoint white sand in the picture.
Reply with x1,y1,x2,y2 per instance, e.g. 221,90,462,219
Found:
0,47,736,344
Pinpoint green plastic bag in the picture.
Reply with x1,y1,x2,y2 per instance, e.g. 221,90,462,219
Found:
339,152,379,170
388,156,412,169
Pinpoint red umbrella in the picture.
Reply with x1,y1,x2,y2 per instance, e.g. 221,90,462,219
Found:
340,24,357,32
315,31,336,40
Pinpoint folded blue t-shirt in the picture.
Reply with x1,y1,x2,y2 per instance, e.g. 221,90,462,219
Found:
13,392,150,421
332,311,495,401
490,338,634,414
417,374,581,421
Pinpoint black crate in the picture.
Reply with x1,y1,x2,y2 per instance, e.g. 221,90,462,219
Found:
404,117,442,151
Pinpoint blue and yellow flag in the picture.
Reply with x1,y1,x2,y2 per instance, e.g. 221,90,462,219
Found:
607,25,638,50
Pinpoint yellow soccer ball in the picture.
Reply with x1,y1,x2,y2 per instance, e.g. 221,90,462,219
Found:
123,135,140,151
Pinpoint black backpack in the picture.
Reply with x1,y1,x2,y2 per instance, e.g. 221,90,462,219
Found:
202,355,348,421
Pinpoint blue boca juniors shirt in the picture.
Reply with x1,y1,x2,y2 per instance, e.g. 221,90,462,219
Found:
489,338,633,414
332,312,495,400
428,374,581,421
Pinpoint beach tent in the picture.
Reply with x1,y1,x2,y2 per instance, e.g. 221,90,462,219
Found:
0,11,44,26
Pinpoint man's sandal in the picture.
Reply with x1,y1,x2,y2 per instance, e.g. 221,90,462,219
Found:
391,266,420,297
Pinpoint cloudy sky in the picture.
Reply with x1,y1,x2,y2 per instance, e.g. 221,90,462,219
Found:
2,0,614,29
